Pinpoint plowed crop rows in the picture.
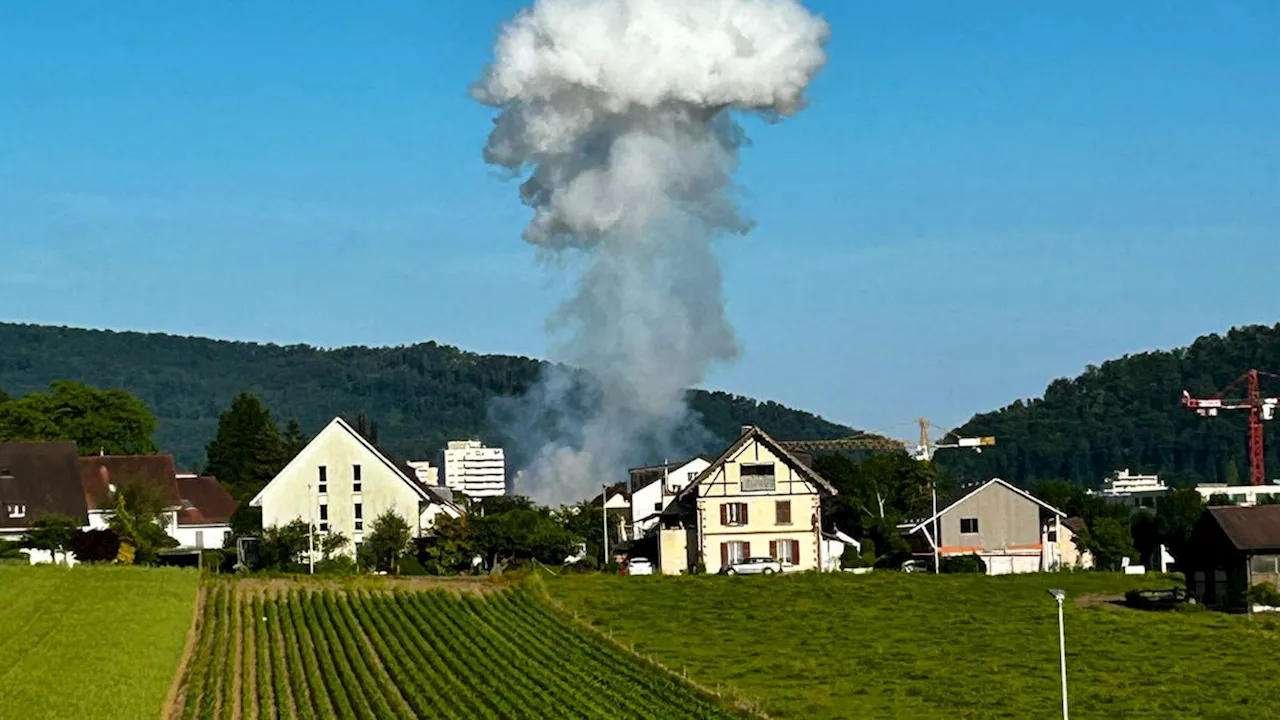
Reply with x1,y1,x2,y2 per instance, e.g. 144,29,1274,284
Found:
175,584,740,719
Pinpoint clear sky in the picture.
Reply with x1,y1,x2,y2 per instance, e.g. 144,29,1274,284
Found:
2,1,1277,440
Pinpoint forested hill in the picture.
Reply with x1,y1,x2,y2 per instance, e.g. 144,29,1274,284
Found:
0,322,853,468
939,324,1280,489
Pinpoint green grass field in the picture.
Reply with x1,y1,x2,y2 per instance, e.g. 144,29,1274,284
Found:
175,580,742,719
0,565,199,720
548,571,1280,719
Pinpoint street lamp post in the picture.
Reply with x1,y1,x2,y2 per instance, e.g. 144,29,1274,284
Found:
1048,588,1068,720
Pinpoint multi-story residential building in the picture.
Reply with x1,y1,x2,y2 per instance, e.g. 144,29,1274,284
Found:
252,417,462,559
1093,468,1170,508
658,426,836,574
406,461,440,487
1194,482,1280,506
443,441,506,498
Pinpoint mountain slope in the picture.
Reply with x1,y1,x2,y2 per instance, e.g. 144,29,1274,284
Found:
940,323,1280,487
0,322,853,468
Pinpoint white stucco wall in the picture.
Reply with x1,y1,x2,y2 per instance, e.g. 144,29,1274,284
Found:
631,458,709,538
173,524,231,550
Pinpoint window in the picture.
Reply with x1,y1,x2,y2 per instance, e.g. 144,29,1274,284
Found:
775,500,792,525
960,518,979,534
319,504,328,521
318,465,327,494
319,523,328,532
721,502,748,526
195,531,205,549
355,522,363,532
772,539,799,564
721,541,748,566
353,464,362,492
740,464,776,492
1047,530,1058,542
7,504,25,519
654,501,663,511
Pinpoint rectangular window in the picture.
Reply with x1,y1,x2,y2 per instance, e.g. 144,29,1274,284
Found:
195,531,204,549
318,466,327,494
960,518,979,534
740,464,776,492
319,505,328,521
353,464,362,492
6,504,25,519
354,503,362,520
721,502,748,526
773,539,797,564
654,501,663,511
722,541,748,566
1047,530,1058,542
319,522,328,532
355,521,363,532
775,500,792,525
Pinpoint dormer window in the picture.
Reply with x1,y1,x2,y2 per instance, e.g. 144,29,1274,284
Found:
7,504,25,519
740,464,776,492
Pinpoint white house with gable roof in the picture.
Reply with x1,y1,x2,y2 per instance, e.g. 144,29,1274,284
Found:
251,417,462,559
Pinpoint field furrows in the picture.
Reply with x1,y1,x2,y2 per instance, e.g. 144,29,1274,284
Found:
174,584,742,720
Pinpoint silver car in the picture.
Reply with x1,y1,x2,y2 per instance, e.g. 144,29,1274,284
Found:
724,557,783,575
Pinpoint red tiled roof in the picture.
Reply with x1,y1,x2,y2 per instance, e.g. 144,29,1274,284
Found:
79,455,182,510
177,475,236,526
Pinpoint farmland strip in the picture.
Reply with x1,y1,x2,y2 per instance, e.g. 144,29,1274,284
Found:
277,595,319,720
348,591,460,720
302,592,369,720
180,585,221,720
266,597,300,720
253,595,276,720
319,593,405,720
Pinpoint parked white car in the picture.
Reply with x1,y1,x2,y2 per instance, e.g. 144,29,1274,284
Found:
625,558,654,576
723,557,783,575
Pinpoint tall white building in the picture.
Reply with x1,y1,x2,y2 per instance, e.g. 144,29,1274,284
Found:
1093,469,1169,509
443,441,506,498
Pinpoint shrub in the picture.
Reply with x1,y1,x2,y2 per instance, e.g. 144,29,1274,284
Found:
940,554,987,574
399,554,429,576
71,529,121,564
316,556,357,576
1248,583,1280,608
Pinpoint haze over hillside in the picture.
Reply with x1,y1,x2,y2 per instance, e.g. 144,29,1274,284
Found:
941,323,1280,488
0,322,854,470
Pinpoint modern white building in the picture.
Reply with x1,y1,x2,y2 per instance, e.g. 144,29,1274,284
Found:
442,441,506,499
625,457,711,540
1093,469,1169,509
406,461,440,487
1194,482,1280,506
252,417,463,559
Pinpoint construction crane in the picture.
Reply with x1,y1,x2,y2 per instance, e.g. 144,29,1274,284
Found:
911,417,996,462
1181,369,1280,486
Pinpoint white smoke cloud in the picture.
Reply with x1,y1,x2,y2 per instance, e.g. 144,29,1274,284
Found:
475,0,829,505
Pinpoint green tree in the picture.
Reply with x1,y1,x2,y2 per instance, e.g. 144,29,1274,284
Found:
471,501,576,568
281,420,309,463
0,381,158,454
259,519,311,571
106,479,179,565
1156,488,1205,562
363,511,412,573
814,452,944,560
1077,516,1136,571
317,530,350,561
22,514,80,564
205,393,285,501
71,528,121,563
417,514,477,574
0,387,10,405
1032,479,1074,514
1224,459,1241,486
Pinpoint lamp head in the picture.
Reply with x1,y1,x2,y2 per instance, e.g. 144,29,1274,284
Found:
1048,588,1066,601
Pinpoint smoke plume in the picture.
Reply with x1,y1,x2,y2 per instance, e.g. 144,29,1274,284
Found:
475,0,829,505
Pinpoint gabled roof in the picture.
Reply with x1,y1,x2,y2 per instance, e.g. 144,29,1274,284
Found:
80,455,182,511
1202,505,1280,553
250,417,462,515
677,426,838,500
0,441,88,529
906,478,1064,533
177,476,237,527
1062,517,1088,535
627,456,713,493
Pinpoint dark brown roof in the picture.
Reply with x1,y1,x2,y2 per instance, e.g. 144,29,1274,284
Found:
79,455,182,510
1062,517,1088,534
1206,506,1280,552
0,442,88,529
176,476,237,526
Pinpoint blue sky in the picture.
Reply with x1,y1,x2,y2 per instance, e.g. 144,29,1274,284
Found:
2,1,1277,440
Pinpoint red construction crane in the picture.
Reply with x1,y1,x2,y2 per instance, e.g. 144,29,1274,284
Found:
1181,370,1280,485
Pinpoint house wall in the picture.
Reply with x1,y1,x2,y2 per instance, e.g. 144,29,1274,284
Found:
939,483,1041,552
659,527,688,574
632,459,710,538
173,525,231,550
1056,526,1094,569
257,423,424,556
696,439,823,574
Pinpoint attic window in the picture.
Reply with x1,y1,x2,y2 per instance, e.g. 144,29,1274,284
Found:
740,464,776,492
181,499,195,510
7,504,25,519
0,467,11,479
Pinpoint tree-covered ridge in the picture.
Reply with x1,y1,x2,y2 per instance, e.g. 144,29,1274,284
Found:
942,323,1280,488
0,322,852,467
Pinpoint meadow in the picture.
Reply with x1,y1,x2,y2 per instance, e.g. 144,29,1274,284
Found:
174,579,743,719
549,571,1280,719
0,565,199,720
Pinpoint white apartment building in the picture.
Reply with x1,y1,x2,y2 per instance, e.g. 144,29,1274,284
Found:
1194,482,1280,506
406,461,440,487
443,441,506,498
1093,469,1169,509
